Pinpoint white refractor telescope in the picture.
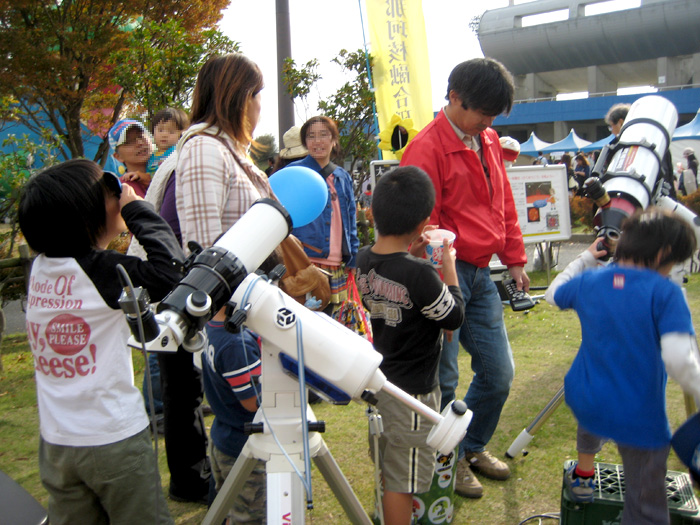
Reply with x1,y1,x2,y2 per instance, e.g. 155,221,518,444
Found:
123,168,471,524
587,95,700,255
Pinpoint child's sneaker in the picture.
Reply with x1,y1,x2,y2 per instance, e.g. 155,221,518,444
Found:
565,463,595,503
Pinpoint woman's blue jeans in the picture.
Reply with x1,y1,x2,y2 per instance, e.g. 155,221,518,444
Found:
438,260,515,456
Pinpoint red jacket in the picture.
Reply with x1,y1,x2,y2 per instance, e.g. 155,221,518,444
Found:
400,110,526,268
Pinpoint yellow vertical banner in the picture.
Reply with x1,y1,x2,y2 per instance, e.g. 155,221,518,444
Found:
366,0,433,159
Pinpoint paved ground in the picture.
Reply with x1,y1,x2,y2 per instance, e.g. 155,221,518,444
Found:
1,236,596,337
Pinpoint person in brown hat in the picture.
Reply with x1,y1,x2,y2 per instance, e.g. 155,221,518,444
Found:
272,126,309,172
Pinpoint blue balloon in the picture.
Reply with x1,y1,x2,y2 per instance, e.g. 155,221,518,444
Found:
269,166,328,227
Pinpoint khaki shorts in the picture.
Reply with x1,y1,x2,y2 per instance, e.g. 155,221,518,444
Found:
369,386,439,493
209,442,266,524
39,428,173,525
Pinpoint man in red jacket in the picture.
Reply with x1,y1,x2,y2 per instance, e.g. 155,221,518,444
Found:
400,58,529,499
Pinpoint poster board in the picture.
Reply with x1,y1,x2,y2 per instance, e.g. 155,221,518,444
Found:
506,165,572,244
370,159,400,189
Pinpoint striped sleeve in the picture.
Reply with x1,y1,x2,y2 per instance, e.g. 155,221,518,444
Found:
215,331,262,403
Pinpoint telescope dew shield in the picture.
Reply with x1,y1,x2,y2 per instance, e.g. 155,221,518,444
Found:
602,95,677,211
215,199,292,273
592,95,678,252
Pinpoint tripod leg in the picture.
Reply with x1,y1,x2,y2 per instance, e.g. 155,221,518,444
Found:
267,472,306,524
506,384,565,458
202,444,258,525
313,440,372,525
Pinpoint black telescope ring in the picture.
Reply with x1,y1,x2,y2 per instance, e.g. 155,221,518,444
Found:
618,116,671,154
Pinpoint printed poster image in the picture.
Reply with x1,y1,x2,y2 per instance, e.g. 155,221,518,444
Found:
506,165,572,244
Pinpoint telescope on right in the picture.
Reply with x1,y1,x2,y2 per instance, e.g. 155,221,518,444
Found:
585,95,700,259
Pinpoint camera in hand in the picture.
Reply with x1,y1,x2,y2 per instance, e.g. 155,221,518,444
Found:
503,278,536,311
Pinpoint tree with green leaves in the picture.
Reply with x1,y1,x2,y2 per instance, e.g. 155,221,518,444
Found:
282,49,377,195
110,18,238,128
0,128,61,256
0,0,229,164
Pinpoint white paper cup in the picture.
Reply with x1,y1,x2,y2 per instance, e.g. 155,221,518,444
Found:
424,229,456,268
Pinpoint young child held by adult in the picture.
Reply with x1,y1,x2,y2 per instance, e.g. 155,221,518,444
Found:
545,208,700,525
19,158,186,525
356,166,465,525
147,107,189,176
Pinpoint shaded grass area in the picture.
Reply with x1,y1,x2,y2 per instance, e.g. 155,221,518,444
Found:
1,270,698,523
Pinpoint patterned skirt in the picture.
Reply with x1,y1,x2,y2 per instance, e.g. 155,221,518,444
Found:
314,263,348,310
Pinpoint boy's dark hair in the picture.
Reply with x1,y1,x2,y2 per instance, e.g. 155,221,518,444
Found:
446,58,514,117
151,107,189,133
371,166,435,236
614,208,697,268
19,159,109,257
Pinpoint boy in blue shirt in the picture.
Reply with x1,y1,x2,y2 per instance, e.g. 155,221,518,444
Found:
546,209,700,524
202,312,265,523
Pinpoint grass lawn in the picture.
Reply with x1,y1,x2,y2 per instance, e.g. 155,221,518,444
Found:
1,270,699,524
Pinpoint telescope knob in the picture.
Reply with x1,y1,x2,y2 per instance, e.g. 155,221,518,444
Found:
186,291,211,317
451,399,468,416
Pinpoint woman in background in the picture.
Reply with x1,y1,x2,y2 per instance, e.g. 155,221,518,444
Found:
560,153,576,194
573,154,590,196
289,116,359,313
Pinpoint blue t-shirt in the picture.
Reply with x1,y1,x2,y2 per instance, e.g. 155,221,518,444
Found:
147,145,176,175
555,265,693,449
202,323,261,458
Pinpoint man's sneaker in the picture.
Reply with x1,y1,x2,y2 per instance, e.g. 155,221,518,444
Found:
455,458,483,498
564,463,595,503
464,450,511,480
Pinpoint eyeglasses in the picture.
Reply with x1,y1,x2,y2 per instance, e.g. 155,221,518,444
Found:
607,125,613,132
102,171,122,197
307,131,332,141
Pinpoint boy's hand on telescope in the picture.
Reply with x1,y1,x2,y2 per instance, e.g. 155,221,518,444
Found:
587,240,609,260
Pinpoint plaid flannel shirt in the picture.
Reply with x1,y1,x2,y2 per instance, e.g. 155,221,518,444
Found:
176,130,272,253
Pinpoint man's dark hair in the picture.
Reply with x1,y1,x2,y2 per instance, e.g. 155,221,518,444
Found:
605,103,631,126
445,58,514,116
151,107,190,133
371,166,435,236
614,208,696,268
19,159,108,256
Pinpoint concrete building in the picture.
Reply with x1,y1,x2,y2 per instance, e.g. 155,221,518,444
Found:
480,0,700,149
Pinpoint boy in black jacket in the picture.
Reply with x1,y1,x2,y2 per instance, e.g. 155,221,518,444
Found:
356,166,465,525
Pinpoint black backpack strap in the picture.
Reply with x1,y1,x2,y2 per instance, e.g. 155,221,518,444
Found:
320,162,338,179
